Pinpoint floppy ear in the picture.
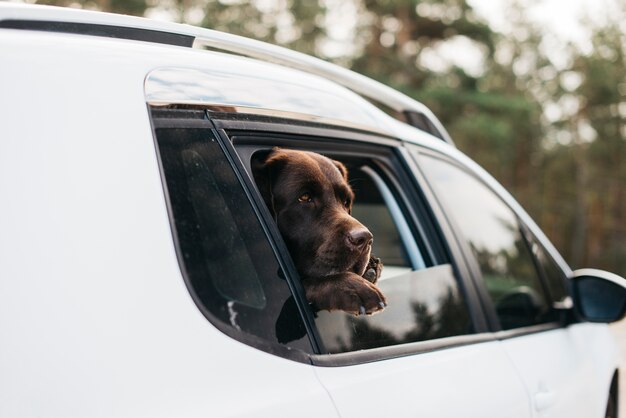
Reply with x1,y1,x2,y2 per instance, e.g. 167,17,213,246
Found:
252,147,288,216
332,159,349,182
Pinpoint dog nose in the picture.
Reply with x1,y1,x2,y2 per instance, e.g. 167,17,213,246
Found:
346,227,373,250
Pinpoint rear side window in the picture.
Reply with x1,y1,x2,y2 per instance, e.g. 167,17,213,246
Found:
154,124,313,353
420,155,557,330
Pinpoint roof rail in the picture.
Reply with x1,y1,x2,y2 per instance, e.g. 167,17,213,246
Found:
0,3,453,145
192,35,454,146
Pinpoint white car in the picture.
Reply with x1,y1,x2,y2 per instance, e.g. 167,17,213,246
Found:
1,4,624,418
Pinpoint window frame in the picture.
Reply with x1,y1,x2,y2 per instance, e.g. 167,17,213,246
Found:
150,106,508,365
412,147,574,337
211,112,494,362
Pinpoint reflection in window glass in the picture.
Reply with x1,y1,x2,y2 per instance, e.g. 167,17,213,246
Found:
529,237,569,304
316,265,471,353
420,155,555,330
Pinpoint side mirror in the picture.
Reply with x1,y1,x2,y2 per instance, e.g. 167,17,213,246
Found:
571,269,626,323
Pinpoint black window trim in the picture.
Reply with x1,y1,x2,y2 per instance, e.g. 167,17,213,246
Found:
412,147,575,334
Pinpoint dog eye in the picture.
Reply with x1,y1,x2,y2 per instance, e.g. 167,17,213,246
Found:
298,193,313,203
344,199,351,207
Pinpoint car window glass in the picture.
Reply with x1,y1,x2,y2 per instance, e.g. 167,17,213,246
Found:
527,235,569,304
419,155,556,330
154,126,312,352
312,158,471,353
315,264,471,352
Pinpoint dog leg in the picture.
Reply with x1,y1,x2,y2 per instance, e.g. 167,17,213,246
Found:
302,273,387,316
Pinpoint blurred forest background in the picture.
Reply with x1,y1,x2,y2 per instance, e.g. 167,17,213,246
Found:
24,0,626,277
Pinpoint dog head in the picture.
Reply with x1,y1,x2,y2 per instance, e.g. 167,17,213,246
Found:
253,148,373,279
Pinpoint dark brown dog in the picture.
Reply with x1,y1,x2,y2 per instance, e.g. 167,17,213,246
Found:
253,147,386,316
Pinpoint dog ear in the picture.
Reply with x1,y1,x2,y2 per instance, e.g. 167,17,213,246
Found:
332,159,349,182
252,147,289,215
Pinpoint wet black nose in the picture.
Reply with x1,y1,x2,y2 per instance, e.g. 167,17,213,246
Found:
346,228,373,250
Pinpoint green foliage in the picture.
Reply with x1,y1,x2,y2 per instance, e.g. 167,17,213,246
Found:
191,0,324,55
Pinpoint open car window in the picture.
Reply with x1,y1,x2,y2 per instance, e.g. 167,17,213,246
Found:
153,109,477,357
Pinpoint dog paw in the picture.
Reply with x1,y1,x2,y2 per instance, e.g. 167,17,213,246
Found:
363,256,383,284
303,273,387,316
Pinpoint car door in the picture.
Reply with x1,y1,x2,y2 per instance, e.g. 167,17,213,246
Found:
415,148,616,418
496,233,617,418
228,127,533,418
313,342,531,418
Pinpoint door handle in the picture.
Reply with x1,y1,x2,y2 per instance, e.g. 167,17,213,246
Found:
534,389,556,412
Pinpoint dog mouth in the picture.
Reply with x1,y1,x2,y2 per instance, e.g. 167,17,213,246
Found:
308,241,372,278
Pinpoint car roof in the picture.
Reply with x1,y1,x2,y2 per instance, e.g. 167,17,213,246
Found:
0,2,453,147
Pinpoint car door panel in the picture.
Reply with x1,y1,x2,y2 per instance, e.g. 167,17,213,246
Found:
500,324,616,418
314,341,531,418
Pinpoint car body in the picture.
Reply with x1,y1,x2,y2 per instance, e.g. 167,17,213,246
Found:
0,4,624,418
